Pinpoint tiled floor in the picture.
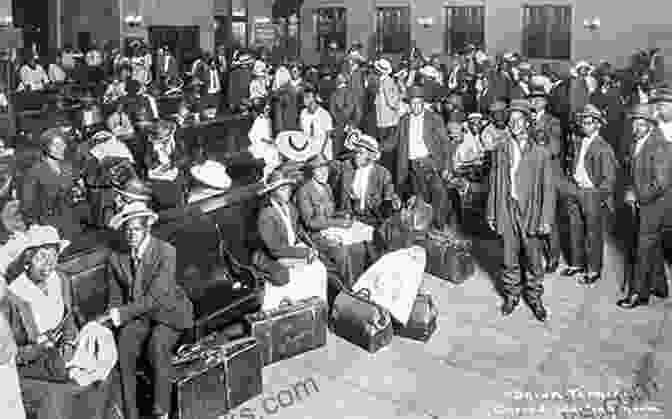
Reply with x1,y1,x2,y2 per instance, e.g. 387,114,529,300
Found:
225,235,670,419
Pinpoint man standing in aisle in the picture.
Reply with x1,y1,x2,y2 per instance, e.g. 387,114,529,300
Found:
486,99,555,321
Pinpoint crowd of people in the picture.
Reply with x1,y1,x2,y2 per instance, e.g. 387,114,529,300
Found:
0,37,670,419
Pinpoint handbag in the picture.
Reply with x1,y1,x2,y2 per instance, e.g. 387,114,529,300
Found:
330,288,393,353
394,292,438,342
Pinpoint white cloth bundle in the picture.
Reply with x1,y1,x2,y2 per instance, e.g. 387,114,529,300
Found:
320,221,373,246
148,166,179,181
89,138,135,162
0,360,25,419
263,243,328,310
66,321,118,387
354,246,426,324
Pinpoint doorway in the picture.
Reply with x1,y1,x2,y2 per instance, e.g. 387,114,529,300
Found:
12,0,51,57
148,26,201,72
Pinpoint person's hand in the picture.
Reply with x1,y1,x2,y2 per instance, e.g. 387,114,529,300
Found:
487,218,496,232
624,190,637,206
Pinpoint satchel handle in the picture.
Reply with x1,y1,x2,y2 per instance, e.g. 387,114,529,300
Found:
356,288,372,300
279,298,293,307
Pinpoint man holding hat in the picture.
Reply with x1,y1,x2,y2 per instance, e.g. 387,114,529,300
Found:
392,85,454,229
486,99,555,321
102,202,194,419
560,104,617,285
618,104,672,308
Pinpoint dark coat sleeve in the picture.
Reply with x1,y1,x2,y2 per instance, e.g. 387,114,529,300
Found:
639,140,672,205
295,186,341,231
257,206,310,260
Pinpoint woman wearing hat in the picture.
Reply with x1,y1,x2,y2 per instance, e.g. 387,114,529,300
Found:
21,128,89,241
486,99,554,321
617,104,672,308
144,120,189,210
561,104,617,285
334,131,400,227
3,225,119,419
253,170,327,309
296,154,370,289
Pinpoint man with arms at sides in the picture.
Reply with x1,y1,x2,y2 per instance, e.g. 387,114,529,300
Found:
487,99,555,322
618,103,672,308
99,202,194,419
391,85,453,230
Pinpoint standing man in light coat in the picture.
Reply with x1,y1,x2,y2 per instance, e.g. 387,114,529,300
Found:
374,58,402,179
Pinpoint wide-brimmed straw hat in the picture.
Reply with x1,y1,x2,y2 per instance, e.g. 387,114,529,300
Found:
570,60,595,77
113,177,153,201
576,104,606,125
190,160,232,190
22,225,71,254
108,202,158,230
374,58,392,75
258,169,296,195
628,104,658,124
507,99,532,116
489,100,508,113
253,60,267,77
275,130,323,162
344,130,381,160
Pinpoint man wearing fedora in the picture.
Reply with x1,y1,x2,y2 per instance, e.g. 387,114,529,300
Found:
391,85,454,230
618,104,672,308
487,99,555,321
100,202,194,419
560,104,617,285
374,58,402,171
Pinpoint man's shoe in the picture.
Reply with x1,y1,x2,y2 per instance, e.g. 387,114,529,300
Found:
501,296,520,316
652,287,669,299
578,272,600,285
527,300,548,322
617,293,649,309
560,266,584,277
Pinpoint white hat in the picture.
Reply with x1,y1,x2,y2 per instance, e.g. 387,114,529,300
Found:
234,54,254,66
108,202,158,230
374,58,393,75
21,225,71,254
344,130,380,160
253,60,267,76
275,130,324,162
571,60,595,77
190,160,232,190
419,65,441,81
466,113,484,120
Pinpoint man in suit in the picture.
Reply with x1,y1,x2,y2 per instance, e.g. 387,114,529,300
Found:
529,88,564,272
560,104,617,285
486,99,555,321
99,202,194,419
391,85,453,229
330,73,362,157
474,73,496,115
155,46,178,85
618,104,672,308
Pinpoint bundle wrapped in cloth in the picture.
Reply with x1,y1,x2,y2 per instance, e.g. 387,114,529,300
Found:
65,321,118,387
320,220,373,246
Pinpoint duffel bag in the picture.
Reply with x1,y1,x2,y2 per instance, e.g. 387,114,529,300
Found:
330,288,393,353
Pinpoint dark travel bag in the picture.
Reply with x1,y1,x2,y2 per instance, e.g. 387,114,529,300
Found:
424,229,475,284
394,292,438,342
245,296,328,366
330,288,394,353
171,335,263,419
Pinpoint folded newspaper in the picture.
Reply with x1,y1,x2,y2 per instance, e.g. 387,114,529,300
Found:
321,221,373,245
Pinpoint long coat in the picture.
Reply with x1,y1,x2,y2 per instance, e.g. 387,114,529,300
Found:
532,112,563,159
106,237,194,331
391,110,452,189
563,135,618,210
626,129,672,206
487,136,556,236
272,86,300,133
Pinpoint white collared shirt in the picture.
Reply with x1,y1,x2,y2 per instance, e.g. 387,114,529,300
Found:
9,272,65,335
352,164,373,211
300,106,333,160
659,121,672,142
208,68,221,94
633,132,651,156
408,112,429,160
574,132,598,188
271,199,296,246
509,137,528,200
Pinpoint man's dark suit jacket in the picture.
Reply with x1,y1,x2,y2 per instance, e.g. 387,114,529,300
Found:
627,129,672,206
390,110,452,189
107,236,194,331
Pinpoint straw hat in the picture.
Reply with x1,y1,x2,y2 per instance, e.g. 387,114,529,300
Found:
467,113,484,121
344,130,381,160
570,60,595,77
489,100,508,113
253,60,267,77
109,201,159,230
576,104,606,125
374,58,392,75
507,99,532,116
628,104,658,124
113,177,153,202
275,130,323,162
258,169,296,195
190,160,232,190
21,225,71,254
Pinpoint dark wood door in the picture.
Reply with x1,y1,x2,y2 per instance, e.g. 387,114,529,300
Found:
149,26,200,73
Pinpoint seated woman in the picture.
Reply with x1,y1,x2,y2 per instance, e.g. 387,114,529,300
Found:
144,120,189,210
253,170,327,310
334,131,400,227
3,225,119,419
295,154,370,290
20,128,89,241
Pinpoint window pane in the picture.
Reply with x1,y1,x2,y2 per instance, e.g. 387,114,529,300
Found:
315,8,347,52
445,6,484,54
376,7,410,54
522,5,571,59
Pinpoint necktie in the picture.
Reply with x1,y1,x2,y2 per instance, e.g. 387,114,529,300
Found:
130,250,139,277
310,121,315,138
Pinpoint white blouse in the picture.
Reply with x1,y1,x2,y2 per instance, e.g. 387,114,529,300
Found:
9,272,65,335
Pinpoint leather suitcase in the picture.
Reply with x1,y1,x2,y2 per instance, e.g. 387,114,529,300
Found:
395,293,438,342
424,230,475,284
245,297,328,366
330,288,394,353
171,335,263,419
